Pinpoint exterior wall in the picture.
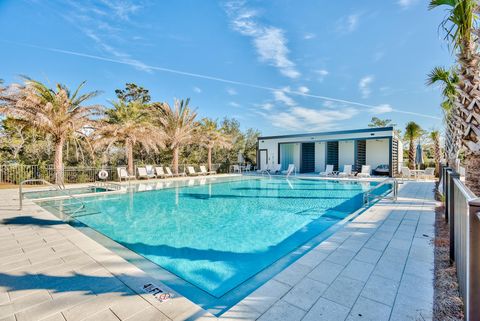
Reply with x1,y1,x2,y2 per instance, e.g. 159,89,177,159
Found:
397,140,404,171
366,139,390,171
314,142,326,172
338,140,355,171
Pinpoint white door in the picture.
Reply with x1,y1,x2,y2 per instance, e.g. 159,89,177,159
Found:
259,150,268,170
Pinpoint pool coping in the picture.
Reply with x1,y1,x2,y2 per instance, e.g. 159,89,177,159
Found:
32,175,388,316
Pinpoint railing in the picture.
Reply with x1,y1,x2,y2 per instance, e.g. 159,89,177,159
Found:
0,163,226,184
19,179,86,215
441,165,480,321
363,177,398,206
94,181,122,191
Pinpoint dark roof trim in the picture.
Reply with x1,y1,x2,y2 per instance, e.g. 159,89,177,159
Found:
258,127,394,141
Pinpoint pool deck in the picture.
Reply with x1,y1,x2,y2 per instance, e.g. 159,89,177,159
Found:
0,177,436,321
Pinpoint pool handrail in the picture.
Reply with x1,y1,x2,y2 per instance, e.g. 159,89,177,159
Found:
363,177,398,206
19,179,86,215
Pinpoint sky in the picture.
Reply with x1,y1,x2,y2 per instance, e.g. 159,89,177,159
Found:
0,0,454,135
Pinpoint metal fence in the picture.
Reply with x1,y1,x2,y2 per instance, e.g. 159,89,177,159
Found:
0,163,226,185
441,165,480,321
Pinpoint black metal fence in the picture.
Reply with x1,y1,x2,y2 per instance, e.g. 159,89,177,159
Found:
441,165,480,321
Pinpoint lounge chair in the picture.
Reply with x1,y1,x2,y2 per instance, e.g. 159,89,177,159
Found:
200,165,216,175
145,165,156,178
244,164,251,172
357,165,371,178
155,166,167,178
338,165,353,178
270,164,282,174
117,167,135,182
166,166,186,177
256,164,269,174
187,166,201,176
422,167,435,180
233,165,242,173
319,164,335,176
137,167,155,179
282,164,296,177
401,166,414,181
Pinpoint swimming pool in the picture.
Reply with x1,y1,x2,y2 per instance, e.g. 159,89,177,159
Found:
38,176,390,311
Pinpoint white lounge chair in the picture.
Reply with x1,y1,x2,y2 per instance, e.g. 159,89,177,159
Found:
270,164,282,174
282,164,296,177
155,166,167,178
338,165,353,178
145,165,156,178
357,165,371,178
200,165,216,175
137,167,154,179
319,164,335,176
422,167,435,180
256,164,269,174
165,166,185,177
187,166,201,176
244,164,251,172
117,167,135,181
233,165,242,173
401,166,414,181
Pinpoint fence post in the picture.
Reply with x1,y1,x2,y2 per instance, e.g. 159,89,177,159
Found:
445,168,451,222
449,172,460,264
468,198,480,321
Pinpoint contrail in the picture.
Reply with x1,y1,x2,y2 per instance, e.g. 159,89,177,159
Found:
3,41,441,120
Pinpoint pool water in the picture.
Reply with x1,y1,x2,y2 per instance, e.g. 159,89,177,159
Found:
39,177,390,298
24,186,109,199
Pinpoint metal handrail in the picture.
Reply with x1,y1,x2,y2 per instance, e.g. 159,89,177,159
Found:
363,177,398,206
19,179,85,215
94,180,122,191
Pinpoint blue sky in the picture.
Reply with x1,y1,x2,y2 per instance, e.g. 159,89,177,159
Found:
0,0,453,135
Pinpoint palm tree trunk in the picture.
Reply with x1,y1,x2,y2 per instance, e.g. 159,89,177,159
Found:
125,139,134,175
207,147,212,172
434,139,441,176
465,153,480,196
408,139,415,170
172,146,179,175
54,137,65,184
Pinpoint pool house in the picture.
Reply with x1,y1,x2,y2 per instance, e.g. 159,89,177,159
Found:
257,127,403,176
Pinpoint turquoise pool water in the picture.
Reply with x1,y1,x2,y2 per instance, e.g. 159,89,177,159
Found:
24,186,109,199
39,177,389,298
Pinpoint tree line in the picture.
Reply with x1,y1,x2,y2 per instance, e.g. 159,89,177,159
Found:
0,79,260,183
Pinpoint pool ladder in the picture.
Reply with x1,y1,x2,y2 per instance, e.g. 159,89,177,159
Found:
19,179,86,215
363,177,399,206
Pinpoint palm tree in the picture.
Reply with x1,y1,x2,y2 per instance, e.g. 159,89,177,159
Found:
430,130,442,175
198,118,233,172
430,0,480,193
0,78,101,183
426,66,461,166
96,100,165,175
151,98,197,174
404,122,423,169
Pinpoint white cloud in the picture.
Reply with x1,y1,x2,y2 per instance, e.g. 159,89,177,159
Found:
229,101,241,107
337,13,360,33
99,0,141,20
193,86,202,93
304,33,316,40
398,0,418,9
359,75,374,99
371,104,393,114
298,86,310,94
273,88,296,106
270,106,358,131
259,102,274,111
223,1,300,79
226,87,238,95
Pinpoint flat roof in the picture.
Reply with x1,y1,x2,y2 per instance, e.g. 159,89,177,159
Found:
258,126,394,140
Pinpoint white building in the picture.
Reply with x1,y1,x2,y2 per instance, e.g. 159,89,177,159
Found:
257,127,403,177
